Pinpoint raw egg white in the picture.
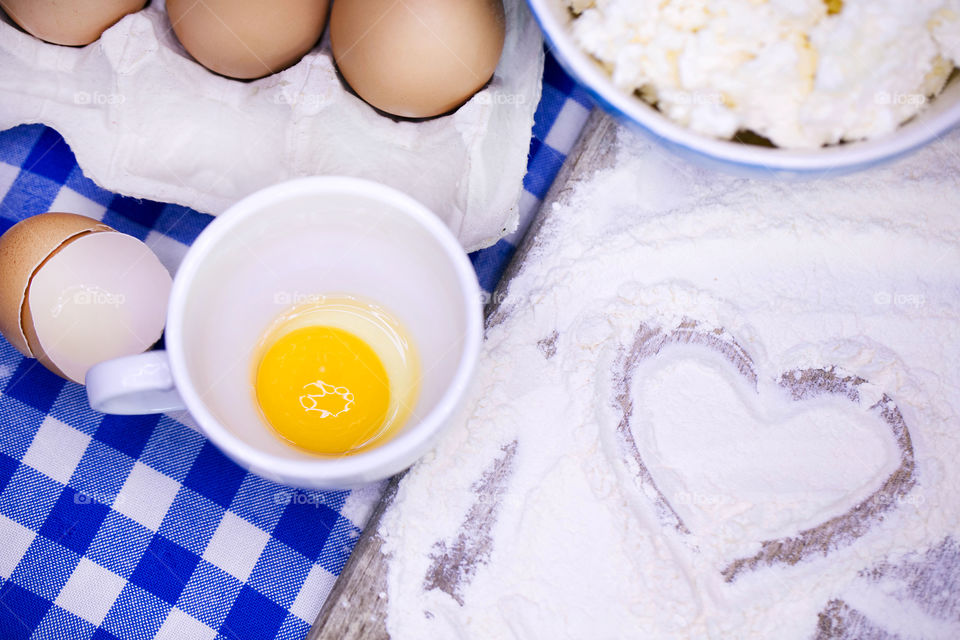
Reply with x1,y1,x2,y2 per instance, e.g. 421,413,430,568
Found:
166,0,330,80
0,213,171,383
330,0,506,118
0,0,146,46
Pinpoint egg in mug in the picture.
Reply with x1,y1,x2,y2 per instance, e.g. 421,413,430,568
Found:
253,296,420,456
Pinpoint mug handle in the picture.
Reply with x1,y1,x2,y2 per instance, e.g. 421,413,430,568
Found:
86,351,187,415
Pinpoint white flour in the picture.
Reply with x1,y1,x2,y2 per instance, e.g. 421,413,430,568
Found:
380,124,960,639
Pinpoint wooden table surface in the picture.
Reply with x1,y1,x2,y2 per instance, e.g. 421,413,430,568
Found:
308,109,616,640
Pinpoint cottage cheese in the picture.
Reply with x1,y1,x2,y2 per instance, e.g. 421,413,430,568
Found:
566,0,960,148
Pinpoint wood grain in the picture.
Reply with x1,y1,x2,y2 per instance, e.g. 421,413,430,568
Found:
306,476,398,640
307,109,611,640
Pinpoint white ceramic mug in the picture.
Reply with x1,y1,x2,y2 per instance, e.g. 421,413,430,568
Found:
86,177,483,489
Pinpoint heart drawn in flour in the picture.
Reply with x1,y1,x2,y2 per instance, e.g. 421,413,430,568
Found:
610,320,915,583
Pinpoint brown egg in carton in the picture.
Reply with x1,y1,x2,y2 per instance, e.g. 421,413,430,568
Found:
611,318,916,582
0,0,543,251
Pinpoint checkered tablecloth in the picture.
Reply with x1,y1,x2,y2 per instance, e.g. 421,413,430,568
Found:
0,53,592,640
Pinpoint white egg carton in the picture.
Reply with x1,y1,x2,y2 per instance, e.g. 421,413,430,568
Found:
0,0,543,251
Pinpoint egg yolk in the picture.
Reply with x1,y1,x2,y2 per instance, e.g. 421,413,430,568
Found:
255,325,391,455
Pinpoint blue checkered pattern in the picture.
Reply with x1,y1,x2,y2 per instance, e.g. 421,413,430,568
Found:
0,52,591,640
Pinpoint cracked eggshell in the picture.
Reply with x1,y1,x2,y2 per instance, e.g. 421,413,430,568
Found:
0,0,147,46
0,213,113,357
23,231,172,383
0,213,172,383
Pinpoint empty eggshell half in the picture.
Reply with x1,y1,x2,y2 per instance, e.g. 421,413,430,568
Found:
0,212,112,357
0,212,171,384
166,0,331,80
23,231,172,383
0,0,147,46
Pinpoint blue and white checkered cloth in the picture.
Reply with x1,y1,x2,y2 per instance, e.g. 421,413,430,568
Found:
0,53,592,640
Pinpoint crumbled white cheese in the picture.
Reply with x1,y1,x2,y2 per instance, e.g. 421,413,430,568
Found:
566,0,959,148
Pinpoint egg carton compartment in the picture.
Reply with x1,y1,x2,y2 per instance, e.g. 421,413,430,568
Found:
0,0,543,252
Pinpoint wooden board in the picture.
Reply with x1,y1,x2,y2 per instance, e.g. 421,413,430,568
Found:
308,109,617,640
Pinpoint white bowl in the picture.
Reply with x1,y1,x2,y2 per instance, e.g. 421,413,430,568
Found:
527,0,960,177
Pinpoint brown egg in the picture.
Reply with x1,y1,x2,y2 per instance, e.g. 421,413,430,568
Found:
166,0,330,80
330,0,506,119
0,0,146,46
0,213,171,383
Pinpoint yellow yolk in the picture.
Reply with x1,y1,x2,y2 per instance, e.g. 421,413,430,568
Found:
255,325,392,454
